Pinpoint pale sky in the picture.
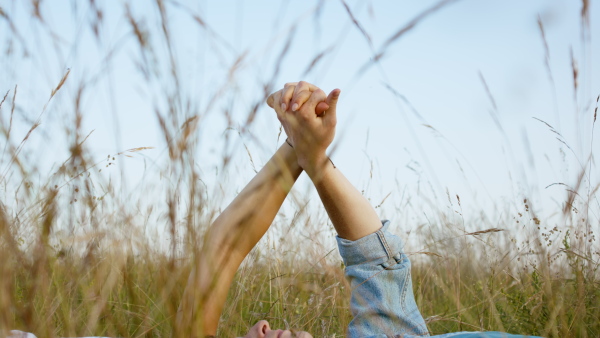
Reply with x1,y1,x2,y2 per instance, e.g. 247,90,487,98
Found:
1,0,598,241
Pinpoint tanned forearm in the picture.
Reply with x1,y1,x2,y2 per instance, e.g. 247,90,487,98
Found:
177,143,302,336
306,160,381,241
269,80,380,241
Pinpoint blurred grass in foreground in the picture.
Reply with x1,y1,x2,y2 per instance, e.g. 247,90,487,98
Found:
2,208,599,337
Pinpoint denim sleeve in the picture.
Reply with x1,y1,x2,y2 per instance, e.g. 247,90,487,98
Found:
336,220,430,337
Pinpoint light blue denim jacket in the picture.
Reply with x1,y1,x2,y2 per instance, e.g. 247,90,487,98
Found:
336,221,543,338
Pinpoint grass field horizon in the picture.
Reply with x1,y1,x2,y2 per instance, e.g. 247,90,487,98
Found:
1,1,599,337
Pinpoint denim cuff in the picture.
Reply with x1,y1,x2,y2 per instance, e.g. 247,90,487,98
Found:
336,220,404,267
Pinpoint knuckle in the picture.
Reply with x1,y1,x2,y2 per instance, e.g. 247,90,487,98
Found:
296,92,307,100
293,94,309,106
299,111,311,120
284,87,295,98
316,91,327,100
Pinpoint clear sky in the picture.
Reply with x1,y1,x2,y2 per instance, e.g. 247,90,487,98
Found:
1,0,598,236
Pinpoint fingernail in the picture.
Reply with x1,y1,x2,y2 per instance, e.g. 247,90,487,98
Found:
281,103,287,111
291,103,299,111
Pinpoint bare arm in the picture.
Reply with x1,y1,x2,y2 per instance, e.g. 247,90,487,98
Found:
305,160,381,240
279,81,429,336
275,80,380,240
177,142,302,336
308,161,429,336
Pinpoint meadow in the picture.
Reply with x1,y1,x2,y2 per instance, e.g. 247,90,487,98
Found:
1,1,599,337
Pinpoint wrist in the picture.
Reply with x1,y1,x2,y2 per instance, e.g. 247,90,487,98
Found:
278,141,303,175
300,153,333,179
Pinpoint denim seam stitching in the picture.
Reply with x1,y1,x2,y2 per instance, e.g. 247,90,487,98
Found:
376,229,392,259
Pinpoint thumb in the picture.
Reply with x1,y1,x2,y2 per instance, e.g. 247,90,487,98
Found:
325,88,341,116
315,102,329,116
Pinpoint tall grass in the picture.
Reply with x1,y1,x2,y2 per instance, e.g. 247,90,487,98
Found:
1,1,598,337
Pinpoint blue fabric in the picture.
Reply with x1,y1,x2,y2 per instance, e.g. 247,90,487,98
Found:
336,220,544,338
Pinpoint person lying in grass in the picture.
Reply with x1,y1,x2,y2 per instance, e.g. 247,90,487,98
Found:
8,81,541,338
176,81,544,338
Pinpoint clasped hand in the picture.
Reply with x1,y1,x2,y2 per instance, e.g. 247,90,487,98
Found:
267,81,340,177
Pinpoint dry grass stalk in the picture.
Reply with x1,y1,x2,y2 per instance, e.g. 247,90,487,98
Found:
465,228,504,236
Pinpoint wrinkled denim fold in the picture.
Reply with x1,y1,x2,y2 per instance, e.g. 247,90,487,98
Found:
336,220,543,338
